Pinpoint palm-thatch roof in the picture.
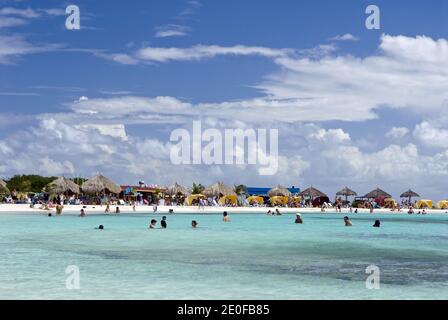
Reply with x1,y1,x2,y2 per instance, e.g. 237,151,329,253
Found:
44,177,80,195
81,174,121,195
268,185,292,197
203,182,236,197
336,187,357,197
364,188,392,199
299,187,327,198
0,179,10,195
400,189,420,198
166,182,190,196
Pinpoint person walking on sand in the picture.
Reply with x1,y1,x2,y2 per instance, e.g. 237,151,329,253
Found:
105,204,110,213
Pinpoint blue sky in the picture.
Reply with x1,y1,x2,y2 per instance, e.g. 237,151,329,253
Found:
1,0,448,200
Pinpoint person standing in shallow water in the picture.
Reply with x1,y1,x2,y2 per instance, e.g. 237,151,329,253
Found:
295,213,303,224
373,220,381,227
343,216,353,226
161,216,167,229
223,211,231,222
79,209,86,217
192,220,198,228
149,219,157,229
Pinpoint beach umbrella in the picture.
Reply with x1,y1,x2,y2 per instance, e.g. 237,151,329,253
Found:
299,187,327,199
268,185,292,197
363,188,392,199
247,196,264,205
44,177,80,195
400,189,420,204
81,174,121,195
166,182,190,196
336,186,357,202
203,182,236,197
0,179,10,195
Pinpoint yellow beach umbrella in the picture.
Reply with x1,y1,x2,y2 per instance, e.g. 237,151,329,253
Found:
416,199,433,209
270,196,288,206
219,195,237,206
437,200,448,209
247,196,264,205
384,198,397,208
185,194,205,206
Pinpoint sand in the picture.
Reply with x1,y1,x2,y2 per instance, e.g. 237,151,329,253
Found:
0,203,446,215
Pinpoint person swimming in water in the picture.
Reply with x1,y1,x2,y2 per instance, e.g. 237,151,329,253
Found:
373,220,380,228
266,210,272,216
275,208,282,216
95,225,104,230
192,220,198,228
295,213,303,224
223,211,231,222
79,209,86,217
161,216,167,229
149,219,157,229
343,216,353,227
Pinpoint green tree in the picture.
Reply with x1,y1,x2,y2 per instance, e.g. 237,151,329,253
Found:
234,184,247,195
192,182,205,195
6,175,57,193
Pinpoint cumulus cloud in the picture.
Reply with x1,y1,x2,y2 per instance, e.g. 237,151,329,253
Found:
413,122,448,148
88,35,448,123
386,127,409,139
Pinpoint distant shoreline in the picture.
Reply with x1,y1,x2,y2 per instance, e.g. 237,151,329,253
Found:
1,204,447,216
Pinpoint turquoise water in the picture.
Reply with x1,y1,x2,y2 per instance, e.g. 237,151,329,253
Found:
0,212,447,299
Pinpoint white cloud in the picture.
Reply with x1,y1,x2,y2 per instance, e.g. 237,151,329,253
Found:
0,35,59,64
88,35,448,123
135,45,292,63
329,33,359,41
0,16,27,28
386,127,409,139
0,7,41,18
154,24,191,38
413,122,448,148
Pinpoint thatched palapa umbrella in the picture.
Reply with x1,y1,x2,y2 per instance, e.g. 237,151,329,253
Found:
81,174,121,195
0,179,10,195
267,185,291,197
166,182,190,196
364,188,392,199
299,187,327,199
400,189,420,204
44,177,80,195
203,182,236,197
336,186,357,202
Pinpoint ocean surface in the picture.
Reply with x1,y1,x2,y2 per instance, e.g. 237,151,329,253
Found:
0,212,447,299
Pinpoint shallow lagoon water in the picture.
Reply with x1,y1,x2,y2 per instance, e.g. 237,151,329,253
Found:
0,212,447,299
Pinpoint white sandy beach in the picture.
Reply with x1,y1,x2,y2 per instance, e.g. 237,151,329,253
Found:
1,203,447,215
